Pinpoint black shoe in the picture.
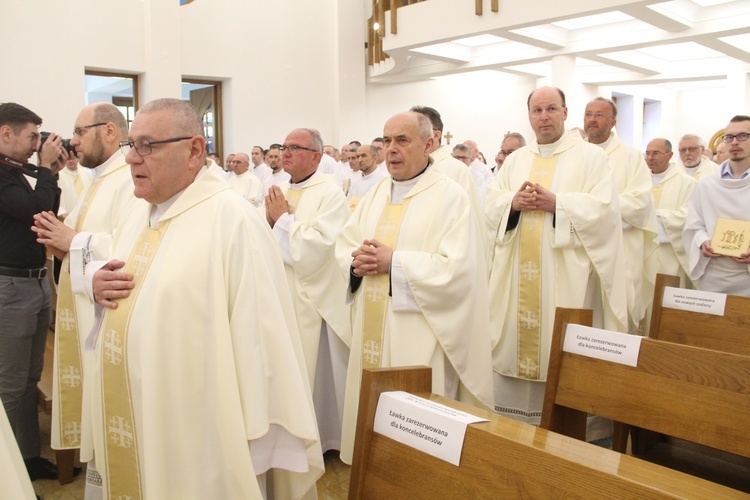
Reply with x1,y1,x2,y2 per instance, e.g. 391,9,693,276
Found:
24,456,58,481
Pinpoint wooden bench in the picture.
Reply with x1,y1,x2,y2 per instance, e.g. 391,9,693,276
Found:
541,308,750,492
349,366,745,499
649,273,750,355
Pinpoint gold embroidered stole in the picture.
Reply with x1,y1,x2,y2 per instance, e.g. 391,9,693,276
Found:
652,185,663,208
54,177,104,448
100,221,170,500
516,156,557,380
285,187,304,215
361,198,411,368
74,173,84,194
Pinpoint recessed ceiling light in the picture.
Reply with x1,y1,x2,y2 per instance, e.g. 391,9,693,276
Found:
453,34,507,47
636,42,724,61
552,11,633,30
719,33,750,53
691,0,734,6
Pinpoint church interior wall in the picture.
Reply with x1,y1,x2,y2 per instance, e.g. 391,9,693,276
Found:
0,0,744,159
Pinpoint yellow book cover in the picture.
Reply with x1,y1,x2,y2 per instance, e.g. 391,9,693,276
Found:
711,218,750,257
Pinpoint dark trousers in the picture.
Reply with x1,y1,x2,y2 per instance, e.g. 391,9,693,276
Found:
0,275,51,459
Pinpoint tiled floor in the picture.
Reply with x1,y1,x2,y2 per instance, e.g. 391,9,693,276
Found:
32,409,351,499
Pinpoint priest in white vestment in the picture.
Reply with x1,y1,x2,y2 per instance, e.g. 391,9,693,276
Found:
85,99,323,500
346,144,387,211
262,145,290,195
57,156,92,218
265,128,352,453
227,152,264,207
32,103,135,467
336,112,495,465
0,400,35,500
684,116,750,296
584,98,658,334
485,87,628,426
645,139,696,288
678,134,718,181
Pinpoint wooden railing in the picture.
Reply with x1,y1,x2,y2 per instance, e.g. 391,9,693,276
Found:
367,0,500,66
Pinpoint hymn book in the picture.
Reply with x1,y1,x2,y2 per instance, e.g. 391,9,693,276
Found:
710,218,750,257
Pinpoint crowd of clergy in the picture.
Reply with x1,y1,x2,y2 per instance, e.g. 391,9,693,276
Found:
2,86,749,499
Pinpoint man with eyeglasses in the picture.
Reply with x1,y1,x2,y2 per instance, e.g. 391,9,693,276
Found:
494,132,526,174
453,142,486,202
645,137,695,288
336,111,494,465
486,87,628,431
584,97,657,335
32,103,134,483
683,115,750,296
0,102,63,484
265,128,351,456
83,99,323,498
226,152,263,207
678,134,717,181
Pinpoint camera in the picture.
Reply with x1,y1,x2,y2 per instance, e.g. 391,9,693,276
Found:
39,131,76,156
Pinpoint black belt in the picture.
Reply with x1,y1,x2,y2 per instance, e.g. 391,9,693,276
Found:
0,266,46,279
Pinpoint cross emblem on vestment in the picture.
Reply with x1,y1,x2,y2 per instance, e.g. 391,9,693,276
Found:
58,309,76,331
108,415,134,448
104,329,124,365
132,242,153,277
519,357,539,379
444,131,453,145
366,285,387,302
64,421,81,444
61,365,82,387
520,261,539,281
519,310,540,330
364,340,381,365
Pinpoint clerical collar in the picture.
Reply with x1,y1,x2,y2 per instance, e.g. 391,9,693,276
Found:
91,149,123,181
0,153,37,176
290,170,316,186
590,133,613,150
149,166,208,227
538,134,567,158
391,161,429,182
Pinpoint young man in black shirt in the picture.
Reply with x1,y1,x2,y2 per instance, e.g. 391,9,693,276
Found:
0,102,63,480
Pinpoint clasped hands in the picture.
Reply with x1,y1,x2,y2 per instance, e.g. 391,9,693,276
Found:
351,239,392,277
32,211,77,260
265,185,288,228
511,181,556,214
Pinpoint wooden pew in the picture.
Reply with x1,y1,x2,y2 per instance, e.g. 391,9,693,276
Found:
649,273,750,356
541,308,750,491
349,366,745,499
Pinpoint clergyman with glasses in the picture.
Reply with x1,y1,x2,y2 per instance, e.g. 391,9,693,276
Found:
683,115,750,295
485,86,628,429
264,128,352,456
678,133,718,181
645,137,696,287
80,99,324,498
32,102,133,485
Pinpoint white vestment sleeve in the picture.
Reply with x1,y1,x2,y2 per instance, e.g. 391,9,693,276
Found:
272,212,295,265
655,211,670,244
390,252,421,312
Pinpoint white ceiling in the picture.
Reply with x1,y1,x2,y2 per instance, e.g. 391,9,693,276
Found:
370,0,750,87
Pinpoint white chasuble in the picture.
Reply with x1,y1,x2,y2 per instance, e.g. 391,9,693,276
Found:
336,166,494,464
85,166,323,499
486,131,628,422
52,153,135,451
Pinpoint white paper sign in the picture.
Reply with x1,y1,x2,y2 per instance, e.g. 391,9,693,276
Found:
563,324,642,367
662,286,726,316
373,391,487,466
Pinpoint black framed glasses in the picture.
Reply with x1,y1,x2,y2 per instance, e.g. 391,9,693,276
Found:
73,122,107,137
722,133,750,143
119,137,193,157
279,145,318,154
